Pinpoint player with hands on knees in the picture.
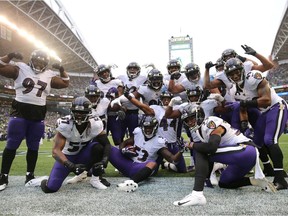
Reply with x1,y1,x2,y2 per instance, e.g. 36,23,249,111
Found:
26,97,112,193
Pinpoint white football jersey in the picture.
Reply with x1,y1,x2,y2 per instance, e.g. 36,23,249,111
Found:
150,105,178,143
237,70,283,112
163,73,187,100
195,116,251,148
180,77,204,91
14,62,56,106
117,74,146,110
94,78,123,95
137,84,163,105
131,127,167,163
56,115,104,155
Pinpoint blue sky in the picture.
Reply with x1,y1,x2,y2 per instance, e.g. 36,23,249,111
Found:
60,0,287,76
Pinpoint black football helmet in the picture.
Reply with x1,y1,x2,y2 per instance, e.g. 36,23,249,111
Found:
29,49,50,73
215,58,225,72
221,49,237,61
159,90,173,107
186,87,203,103
167,59,181,75
126,62,141,79
84,85,102,107
71,96,92,125
181,104,205,132
141,115,159,140
95,64,112,83
184,63,200,83
224,58,245,85
147,69,163,90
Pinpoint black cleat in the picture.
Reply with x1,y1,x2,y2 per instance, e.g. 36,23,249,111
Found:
273,178,288,190
100,177,111,187
25,173,35,184
0,174,8,191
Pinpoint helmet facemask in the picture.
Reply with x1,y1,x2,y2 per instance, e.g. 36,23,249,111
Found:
127,62,141,79
141,116,159,140
71,97,92,125
29,50,50,73
182,105,205,132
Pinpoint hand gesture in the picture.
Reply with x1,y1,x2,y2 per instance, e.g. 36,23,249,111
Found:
170,71,181,80
8,52,23,60
168,96,182,107
241,44,256,56
205,61,215,70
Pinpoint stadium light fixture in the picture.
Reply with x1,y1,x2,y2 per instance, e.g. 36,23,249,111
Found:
0,15,62,62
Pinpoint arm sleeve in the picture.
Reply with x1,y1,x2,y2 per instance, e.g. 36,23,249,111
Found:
193,134,221,154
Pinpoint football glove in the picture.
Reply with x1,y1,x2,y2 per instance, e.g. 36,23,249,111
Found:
52,63,64,73
63,160,86,175
205,61,215,70
121,146,138,158
8,52,23,60
116,110,126,121
241,44,257,56
168,96,182,107
170,71,181,80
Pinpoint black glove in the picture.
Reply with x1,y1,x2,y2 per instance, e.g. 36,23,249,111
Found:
176,137,185,153
117,110,126,121
170,71,181,80
101,156,109,168
121,146,138,158
8,52,23,60
205,61,215,70
124,87,133,100
52,63,65,73
64,160,86,175
241,44,257,56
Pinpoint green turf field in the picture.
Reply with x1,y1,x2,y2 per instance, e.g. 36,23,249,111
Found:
0,134,288,176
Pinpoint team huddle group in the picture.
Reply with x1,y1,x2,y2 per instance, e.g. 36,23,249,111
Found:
0,44,287,206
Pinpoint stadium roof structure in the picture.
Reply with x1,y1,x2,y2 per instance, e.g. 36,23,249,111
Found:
0,0,97,73
271,1,288,63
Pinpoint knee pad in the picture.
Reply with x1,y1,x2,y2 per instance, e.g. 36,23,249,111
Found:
40,179,57,193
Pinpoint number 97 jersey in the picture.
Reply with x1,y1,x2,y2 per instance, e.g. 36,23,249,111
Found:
56,115,104,155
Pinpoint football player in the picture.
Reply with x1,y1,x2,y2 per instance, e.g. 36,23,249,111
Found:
92,64,124,146
66,85,111,186
109,115,184,192
123,90,187,173
38,97,111,193
117,62,146,140
0,50,69,191
173,105,276,206
224,58,288,190
168,62,204,95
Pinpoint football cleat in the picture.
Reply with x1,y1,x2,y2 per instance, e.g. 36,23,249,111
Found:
25,173,35,184
90,175,107,190
66,171,88,184
209,171,219,186
173,191,207,206
0,174,8,191
25,176,49,187
117,180,138,192
273,178,288,190
252,178,277,192
100,177,111,187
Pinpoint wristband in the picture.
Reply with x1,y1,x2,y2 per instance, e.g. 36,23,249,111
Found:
240,99,258,108
61,76,70,81
0,60,8,65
